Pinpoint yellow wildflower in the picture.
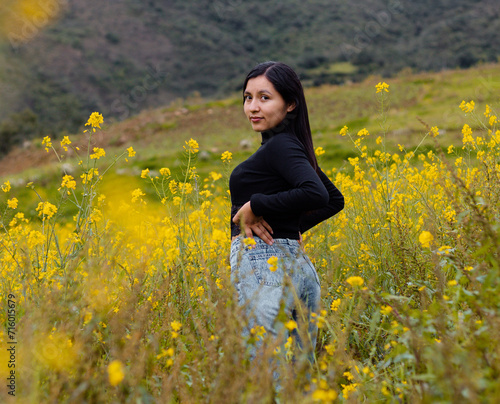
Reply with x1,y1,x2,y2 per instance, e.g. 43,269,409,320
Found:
243,237,256,249
90,147,106,159
375,82,389,93
171,320,182,332
42,136,52,152
315,146,325,156
380,305,393,315
459,100,475,113
346,276,364,287
221,151,232,162
85,112,104,129
159,167,171,176
36,201,58,220
107,360,125,386
339,125,348,136
285,320,297,331
131,188,146,203
141,168,150,179
7,198,18,209
484,104,491,117
184,138,199,153
330,298,341,311
430,126,439,137
1,180,11,192
61,175,76,190
419,231,434,248
357,128,369,137
267,256,278,272
60,136,71,151
127,147,136,157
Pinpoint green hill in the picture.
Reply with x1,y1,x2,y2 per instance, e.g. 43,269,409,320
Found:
0,0,499,157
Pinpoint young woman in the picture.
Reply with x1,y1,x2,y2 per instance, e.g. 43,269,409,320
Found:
229,61,344,358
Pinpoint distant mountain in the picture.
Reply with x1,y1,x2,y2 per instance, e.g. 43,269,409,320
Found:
0,0,498,155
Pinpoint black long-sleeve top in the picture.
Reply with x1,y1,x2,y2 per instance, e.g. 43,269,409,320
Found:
229,130,344,240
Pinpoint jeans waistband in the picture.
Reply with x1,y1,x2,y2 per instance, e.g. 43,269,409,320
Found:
232,236,300,247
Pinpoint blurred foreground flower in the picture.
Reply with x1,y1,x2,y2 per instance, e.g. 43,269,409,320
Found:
107,360,125,386
419,231,434,248
346,276,364,287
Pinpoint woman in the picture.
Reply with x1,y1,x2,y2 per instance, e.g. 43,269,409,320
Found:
229,61,344,359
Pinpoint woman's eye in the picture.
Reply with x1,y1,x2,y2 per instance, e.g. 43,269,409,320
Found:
244,95,252,101
261,96,269,101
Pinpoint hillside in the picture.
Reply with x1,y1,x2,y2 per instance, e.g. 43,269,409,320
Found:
1,62,499,184
0,0,499,155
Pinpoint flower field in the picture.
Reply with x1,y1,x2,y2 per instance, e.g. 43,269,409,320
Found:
1,73,500,403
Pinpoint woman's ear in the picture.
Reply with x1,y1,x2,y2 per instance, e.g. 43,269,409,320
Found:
287,102,296,113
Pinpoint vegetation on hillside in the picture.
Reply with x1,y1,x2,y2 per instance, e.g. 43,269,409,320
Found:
0,0,499,156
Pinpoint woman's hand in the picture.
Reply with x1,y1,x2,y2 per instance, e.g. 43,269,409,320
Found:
233,201,274,245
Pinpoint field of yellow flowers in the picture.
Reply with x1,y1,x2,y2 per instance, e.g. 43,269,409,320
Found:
1,74,500,403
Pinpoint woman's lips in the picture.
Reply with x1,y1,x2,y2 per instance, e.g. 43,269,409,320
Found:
250,117,263,122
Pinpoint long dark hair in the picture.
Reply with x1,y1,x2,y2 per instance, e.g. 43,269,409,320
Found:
243,61,319,173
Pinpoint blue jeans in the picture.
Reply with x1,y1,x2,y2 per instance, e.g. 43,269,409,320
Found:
230,236,321,359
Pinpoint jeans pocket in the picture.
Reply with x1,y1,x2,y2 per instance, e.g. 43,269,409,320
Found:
301,254,321,286
247,248,289,287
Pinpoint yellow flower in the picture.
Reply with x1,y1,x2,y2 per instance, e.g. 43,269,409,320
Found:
375,82,389,93
315,146,325,156
141,168,150,179
42,136,52,152
184,138,199,153
159,167,171,176
285,320,297,331
107,360,125,386
438,246,452,255
430,126,439,137
462,124,475,148
209,172,222,181
380,305,393,315
60,136,71,151
85,112,104,129
330,298,341,312
61,175,76,190
36,202,58,220
489,115,498,126
346,276,364,287
90,147,106,160
243,237,256,249
221,151,232,162
131,188,146,203
357,128,369,137
484,104,492,117
7,198,18,209
459,100,475,113
171,320,182,332
419,231,434,248
127,147,136,157
339,125,348,136
267,256,278,272
1,180,11,192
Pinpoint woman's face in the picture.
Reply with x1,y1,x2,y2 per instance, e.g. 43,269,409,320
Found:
243,75,295,132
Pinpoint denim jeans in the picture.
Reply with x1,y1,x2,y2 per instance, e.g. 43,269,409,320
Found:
230,236,321,359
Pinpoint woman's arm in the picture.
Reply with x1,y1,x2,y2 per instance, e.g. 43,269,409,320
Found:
299,169,344,233
250,134,330,216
